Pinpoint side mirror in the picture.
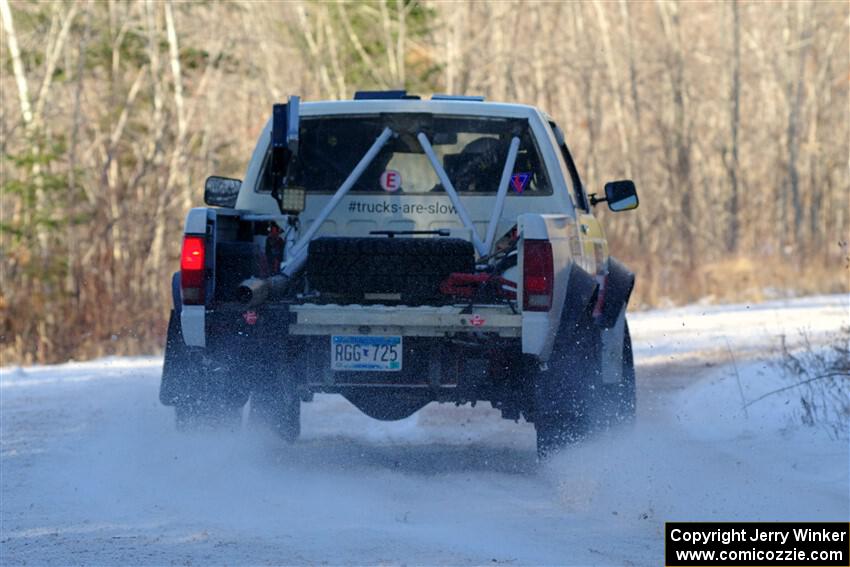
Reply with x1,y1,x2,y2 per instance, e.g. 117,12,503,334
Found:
591,179,639,212
204,176,241,208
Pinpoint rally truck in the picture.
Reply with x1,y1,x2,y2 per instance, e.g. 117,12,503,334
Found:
159,91,640,457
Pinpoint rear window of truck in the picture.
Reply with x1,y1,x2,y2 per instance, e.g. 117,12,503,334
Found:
257,114,552,196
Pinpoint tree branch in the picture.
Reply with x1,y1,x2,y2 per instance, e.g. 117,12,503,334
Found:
0,0,33,127
744,372,849,409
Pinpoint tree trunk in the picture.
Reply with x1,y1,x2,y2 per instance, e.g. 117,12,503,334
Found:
726,0,741,253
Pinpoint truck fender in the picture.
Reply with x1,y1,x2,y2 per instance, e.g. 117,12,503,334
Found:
599,257,634,329
171,272,181,313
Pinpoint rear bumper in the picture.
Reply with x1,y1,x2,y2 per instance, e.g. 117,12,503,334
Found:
289,303,521,338
183,303,528,407
200,302,521,393
295,335,513,393
288,304,522,395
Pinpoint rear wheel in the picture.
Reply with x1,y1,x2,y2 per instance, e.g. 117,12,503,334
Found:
534,309,599,459
534,414,572,459
534,312,635,459
172,357,247,431
249,372,301,442
175,397,242,431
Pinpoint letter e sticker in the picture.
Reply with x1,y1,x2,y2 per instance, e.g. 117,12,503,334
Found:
511,173,530,193
380,170,402,192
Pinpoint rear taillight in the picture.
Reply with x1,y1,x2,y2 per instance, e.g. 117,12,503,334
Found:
181,235,206,305
523,239,553,312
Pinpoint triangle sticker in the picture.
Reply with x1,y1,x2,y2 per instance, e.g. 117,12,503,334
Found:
511,173,531,193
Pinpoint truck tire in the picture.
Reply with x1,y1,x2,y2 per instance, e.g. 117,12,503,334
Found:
249,372,300,442
172,355,247,431
175,398,242,431
534,315,636,459
534,304,635,459
534,415,570,460
533,306,600,459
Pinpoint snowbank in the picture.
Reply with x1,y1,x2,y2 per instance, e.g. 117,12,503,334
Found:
1,295,847,566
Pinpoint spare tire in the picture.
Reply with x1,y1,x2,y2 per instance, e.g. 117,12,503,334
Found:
307,237,474,304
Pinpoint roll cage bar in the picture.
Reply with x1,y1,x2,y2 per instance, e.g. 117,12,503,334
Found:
277,99,522,278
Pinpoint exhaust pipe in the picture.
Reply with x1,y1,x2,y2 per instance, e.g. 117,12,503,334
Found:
236,277,268,307
236,275,291,306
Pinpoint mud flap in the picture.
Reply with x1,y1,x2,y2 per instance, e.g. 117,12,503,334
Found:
171,272,181,313
556,262,599,347
159,310,251,407
600,307,626,384
533,262,598,417
599,257,635,329
159,309,194,406
598,258,634,384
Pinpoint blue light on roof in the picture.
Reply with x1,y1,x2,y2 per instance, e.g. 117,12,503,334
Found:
431,95,486,102
353,90,421,100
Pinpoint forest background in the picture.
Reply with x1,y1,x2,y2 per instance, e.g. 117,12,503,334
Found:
1,0,848,364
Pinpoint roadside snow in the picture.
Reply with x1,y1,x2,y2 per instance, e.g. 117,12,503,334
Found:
628,294,849,365
546,356,848,527
1,295,848,566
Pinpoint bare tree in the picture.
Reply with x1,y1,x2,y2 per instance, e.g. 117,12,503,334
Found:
724,0,741,254
1,0,847,364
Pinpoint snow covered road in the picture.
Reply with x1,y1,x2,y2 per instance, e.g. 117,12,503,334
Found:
2,296,848,565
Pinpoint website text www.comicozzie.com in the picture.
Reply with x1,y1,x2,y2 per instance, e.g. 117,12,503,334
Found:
673,548,844,564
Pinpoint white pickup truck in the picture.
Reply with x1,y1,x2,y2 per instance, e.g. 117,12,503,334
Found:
159,91,640,457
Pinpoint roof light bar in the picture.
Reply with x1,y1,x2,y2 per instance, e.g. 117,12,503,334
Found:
354,90,420,100
431,94,485,102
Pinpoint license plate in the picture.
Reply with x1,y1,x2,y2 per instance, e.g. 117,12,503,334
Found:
331,335,402,371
